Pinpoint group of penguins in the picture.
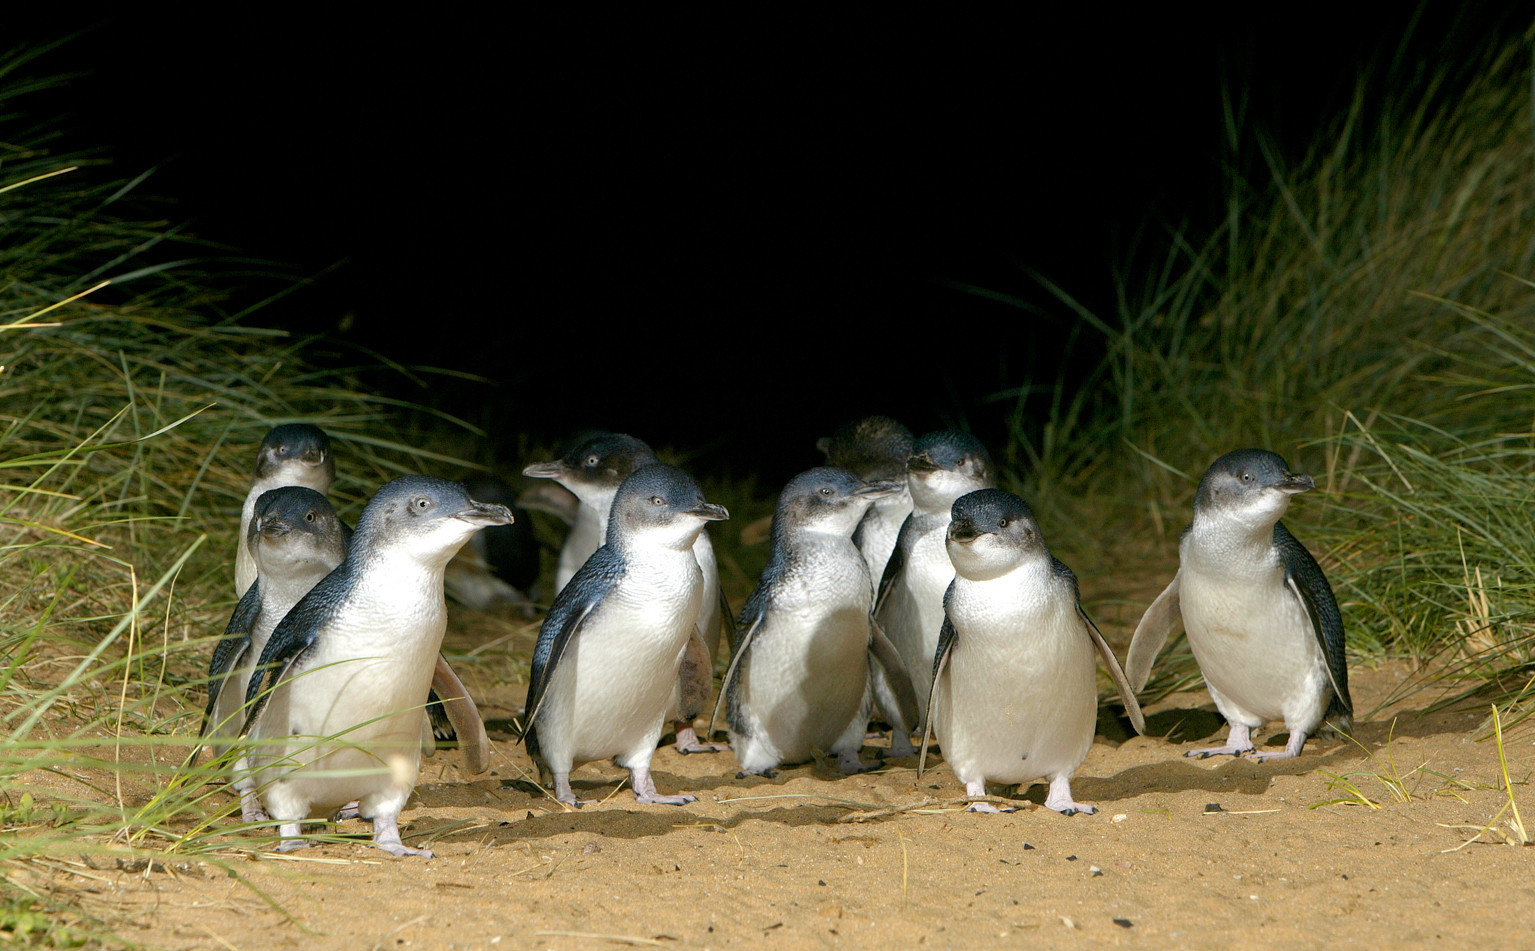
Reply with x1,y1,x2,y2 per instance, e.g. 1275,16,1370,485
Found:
199,417,1353,857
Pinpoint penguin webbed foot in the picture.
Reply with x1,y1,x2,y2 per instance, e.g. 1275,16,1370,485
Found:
835,750,879,775
965,801,1017,814
1186,722,1255,759
335,801,361,821
629,766,695,806
736,768,778,780
1246,730,1308,761
672,725,729,755
881,732,917,759
273,837,312,853
1043,775,1096,816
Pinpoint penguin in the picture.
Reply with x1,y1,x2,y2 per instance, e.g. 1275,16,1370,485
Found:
816,415,915,586
712,467,919,777
518,464,728,806
235,424,338,597
875,430,996,726
205,486,347,822
1125,449,1351,760
921,489,1145,815
524,432,730,753
238,476,512,855
443,477,540,616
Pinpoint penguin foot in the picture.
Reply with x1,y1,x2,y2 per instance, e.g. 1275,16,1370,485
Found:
673,726,729,755
372,841,435,859
1184,746,1254,759
1245,749,1300,762
883,733,917,759
370,813,433,858
966,802,1016,814
274,837,311,853
736,768,778,779
836,750,879,775
1246,730,1308,761
630,766,695,805
336,801,361,821
1043,776,1095,815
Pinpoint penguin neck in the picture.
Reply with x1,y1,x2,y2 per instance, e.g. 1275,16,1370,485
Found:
909,476,977,518
612,524,704,558
1186,506,1285,566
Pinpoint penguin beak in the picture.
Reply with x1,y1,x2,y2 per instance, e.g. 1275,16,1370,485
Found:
687,501,730,522
1276,472,1316,495
521,461,567,480
254,516,290,539
906,451,940,475
459,501,514,527
854,479,903,500
948,520,986,544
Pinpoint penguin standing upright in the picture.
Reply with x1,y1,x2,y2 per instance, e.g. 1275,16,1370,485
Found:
715,468,917,777
524,432,729,752
519,464,728,806
924,489,1143,815
876,430,996,723
239,477,512,856
235,425,337,597
817,415,915,585
1126,449,1351,759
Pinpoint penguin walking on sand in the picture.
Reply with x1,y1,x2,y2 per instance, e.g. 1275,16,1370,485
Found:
205,486,347,822
235,425,339,597
876,430,996,724
238,477,512,856
518,464,728,806
1125,449,1351,760
713,468,919,777
817,415,915,585
922,489,1144,815
524,432,730,753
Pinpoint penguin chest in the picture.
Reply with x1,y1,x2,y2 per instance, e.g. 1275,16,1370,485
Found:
549,556,702,763
743,543,872,757
935,575,1096,786
1178,550,1325,726
556,508,606,592
857,493,912,585
878,516,953,702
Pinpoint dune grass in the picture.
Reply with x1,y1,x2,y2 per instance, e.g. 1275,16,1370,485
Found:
994,24,1535,721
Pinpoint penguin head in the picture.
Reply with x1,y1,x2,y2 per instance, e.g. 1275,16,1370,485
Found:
907,430,994,512
816,416,915,482
253,424,335,490
774,467,903,540
522,432,658,506
249,485,348,576
608,463,728,551
946,488,1046,580
1193,448,1315,528
355,476,515,566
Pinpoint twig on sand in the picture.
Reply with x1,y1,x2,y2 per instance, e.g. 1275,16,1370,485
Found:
534,931,671,947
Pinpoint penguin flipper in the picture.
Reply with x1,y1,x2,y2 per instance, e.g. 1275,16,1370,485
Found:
203,581,262,737
917,611,957,778
430,655,491,774
709,599,767,741
716,586,736,653
237,643,312,739
1275,522,1352,723
867,617,920,732
520,550,621,747
676,626,714,722
873,513,915,615
1078,604,1147,736
1125,572,1181,693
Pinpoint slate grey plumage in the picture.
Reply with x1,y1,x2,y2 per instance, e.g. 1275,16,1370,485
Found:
234,425,337,597
1125,449,1352,760
714,468,917,777
239,476,511,856
519,464,728,806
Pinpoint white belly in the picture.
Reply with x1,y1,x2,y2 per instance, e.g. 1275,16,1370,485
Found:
1178,554,1329,732
877,521,953,715
539,555,701,769
933,571,1096,786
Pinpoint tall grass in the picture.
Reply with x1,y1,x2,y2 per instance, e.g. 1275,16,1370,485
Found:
1006,25,1535,715
0,52,491,941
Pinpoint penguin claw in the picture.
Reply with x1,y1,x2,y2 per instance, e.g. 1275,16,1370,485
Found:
635,793,697,806
1185,746,1253,759
736,769,777,779
675,740,730,755
373,843,435,858
274,838,312,853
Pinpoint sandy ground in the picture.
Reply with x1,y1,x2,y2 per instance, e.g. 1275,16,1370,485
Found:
26,631,1534,951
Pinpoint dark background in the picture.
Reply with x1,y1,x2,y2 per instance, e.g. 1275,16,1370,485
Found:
10,7,1514,484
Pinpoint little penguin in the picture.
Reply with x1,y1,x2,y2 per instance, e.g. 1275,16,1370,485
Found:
816,415,915,586
921,489,1144,815
1125,449,1351,760
524,432,729,753
518,463,728,806
875,430,996,726
712,467,919,777
238,476,512,856
205,486,347,822
443,477,539,616
235,424,339,597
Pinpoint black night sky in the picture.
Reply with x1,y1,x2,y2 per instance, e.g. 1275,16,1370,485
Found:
11,7,1514,484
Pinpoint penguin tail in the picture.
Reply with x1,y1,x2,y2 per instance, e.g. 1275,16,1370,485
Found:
1320,694,1353,739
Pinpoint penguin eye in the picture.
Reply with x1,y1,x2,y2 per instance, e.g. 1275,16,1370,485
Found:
305,511,317,523
819,486,833,496
997,518,1009,529
1240,472,1254,483
413,497,432,512
650,496,665,506
585,454,601,467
